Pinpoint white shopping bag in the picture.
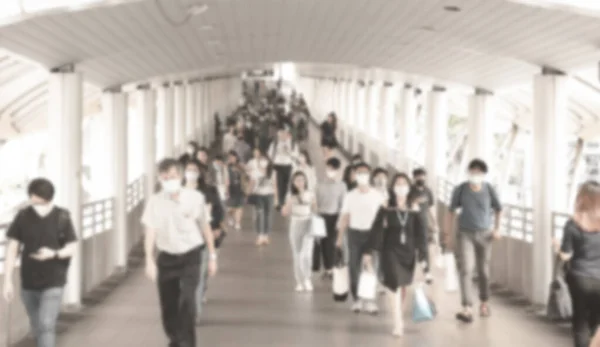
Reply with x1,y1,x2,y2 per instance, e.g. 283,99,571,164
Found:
444,253,459,292
358,270,378,301
332,266,349,302
310,215,327,238
435,247,445,269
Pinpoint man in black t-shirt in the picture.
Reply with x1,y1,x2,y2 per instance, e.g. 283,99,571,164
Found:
409,168,438,279
2,178,77,347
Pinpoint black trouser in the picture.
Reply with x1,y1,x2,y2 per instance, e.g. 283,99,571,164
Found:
566,273,600,347
347,229,371,301
157,246,203,347
312,213,339,272
273,164,292,207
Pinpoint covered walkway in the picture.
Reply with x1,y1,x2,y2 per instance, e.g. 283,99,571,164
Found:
10,130,571,347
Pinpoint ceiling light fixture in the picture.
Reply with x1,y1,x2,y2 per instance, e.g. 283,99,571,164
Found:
188,4,209,16
443,5,461,12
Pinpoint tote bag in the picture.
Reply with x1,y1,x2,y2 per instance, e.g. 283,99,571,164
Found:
357,270,377,301
310,215,327,238
444,253,459,292
546,256,572,321
332,248,349,302
412,283,436,322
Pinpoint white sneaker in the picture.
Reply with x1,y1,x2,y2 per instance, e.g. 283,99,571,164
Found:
392,324,404,337
295,284,305,292
364,301,379,315
304,280,313,292
235,223,241,231
351,301,363,313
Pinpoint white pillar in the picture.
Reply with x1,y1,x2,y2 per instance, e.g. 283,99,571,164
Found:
185,84,196,142
101,91,128,270
195,84,203,141
466,88,495,169
47,70,83,307
174,83,186,153
531,71,569,305
355,82,367,155
398,84,417,172
367,82,381,164
160,85,175,157
382,82,397,165
344,82,355,152
425,86,449,193
140,88,157,199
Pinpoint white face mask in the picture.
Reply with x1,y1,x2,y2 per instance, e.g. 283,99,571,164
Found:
469,174,484,185
394,186,410,197
326,170,337,179
356,173,370,186
184,171,199,182
161,179,182,193
259,159,268,169
375,177,387,188
32,204,53,217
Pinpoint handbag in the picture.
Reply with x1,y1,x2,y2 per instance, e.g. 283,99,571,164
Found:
357,269,377,301
412,282,436,322
332,248,349,302
310,215,327,238
444,252,459,292
546,255,572,321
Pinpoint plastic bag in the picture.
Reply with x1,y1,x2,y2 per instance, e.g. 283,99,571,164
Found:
332,248,349,302
444,253,459,292
412,283,436,322
357,270,377,301
310,215,327,238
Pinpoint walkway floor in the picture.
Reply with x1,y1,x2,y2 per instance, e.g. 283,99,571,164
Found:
14,130,573,347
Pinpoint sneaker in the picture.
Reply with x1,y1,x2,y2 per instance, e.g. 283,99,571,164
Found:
392,323,404,337
304,280,314,292
295,284,305,292
263,236,270,245
456,311,474,323
235,223,241,231
364,301,379,315
480,304,491,317
256,236,263,246
351,301,363,313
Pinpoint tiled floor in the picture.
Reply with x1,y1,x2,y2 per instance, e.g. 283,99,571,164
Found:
12,128,573,347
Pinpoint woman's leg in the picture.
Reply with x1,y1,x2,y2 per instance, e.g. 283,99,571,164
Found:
387,287,403,336
568,273,594,347
234,207,243,229
255,197,265,241
300,225,315,287
289,220,304,289
264,195,274,242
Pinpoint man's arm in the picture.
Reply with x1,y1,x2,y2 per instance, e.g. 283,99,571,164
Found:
489,184,503,237
336,213,349,247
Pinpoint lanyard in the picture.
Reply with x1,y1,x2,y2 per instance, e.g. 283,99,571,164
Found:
395,210,409,244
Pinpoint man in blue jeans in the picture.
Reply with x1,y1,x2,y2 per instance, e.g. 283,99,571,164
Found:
2,178,78,347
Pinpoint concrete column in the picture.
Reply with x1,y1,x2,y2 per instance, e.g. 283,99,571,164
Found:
425,86,449,193
344,82,355,152
382,82,397,165
174,83,186,153
102,90,128,270
185,84,196,142
355,82,367,154
195,83,203,141
47,69,83,307
159,85,175,157
466,88,495,170
398,84,417,172
366,83,380,164
531,70,569,305
139,88,157,200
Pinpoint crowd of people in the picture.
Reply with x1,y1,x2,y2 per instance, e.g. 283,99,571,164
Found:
2,82,600,347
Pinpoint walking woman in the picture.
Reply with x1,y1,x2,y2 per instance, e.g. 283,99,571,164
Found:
292,150,317,193
320,112,337,159
226,151,246,231
557,181,600,347
247,148,279,246
282,171,317,292
363,173,428,337
182,160,224,320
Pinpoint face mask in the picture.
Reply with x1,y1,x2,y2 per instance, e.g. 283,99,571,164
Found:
32,204,53,217
356,174,370,186
185,171,199,182
260,159,268,169
394,186,410,197
469,174,484,185
375,178,387,187
326,170,337,179
415,179,426,187
161,179,181,193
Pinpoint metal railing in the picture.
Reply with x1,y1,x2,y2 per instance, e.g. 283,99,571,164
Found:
126,175,146,252
81,197,115,294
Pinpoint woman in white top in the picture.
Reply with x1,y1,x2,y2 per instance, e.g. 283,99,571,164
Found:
247,148,278,246
282,171,317,292
292,150,317,193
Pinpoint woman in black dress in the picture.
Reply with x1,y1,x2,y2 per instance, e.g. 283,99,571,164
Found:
363,172,429,337
320,112,337,159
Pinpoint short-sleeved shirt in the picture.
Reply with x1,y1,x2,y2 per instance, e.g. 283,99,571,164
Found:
6,206,77,290
247,158,275,195
287,191,314,220
141,188,208,254
449,182,502,232
561,219,600,279
341,188,386,231
410,185,434,226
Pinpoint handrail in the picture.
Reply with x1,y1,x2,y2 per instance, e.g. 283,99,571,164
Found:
127,175,145,213
81,197,114,239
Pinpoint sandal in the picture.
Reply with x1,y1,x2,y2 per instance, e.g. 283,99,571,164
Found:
455,311,474,323
480,304,491,318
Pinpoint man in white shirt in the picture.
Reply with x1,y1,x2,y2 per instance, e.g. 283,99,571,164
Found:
268,125,298,209
336,162,385,314
141,158,218,347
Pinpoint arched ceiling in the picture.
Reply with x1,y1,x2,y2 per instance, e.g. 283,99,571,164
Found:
1,0,600,90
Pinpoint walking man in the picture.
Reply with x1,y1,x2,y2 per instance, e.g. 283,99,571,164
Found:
142,158,218,347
